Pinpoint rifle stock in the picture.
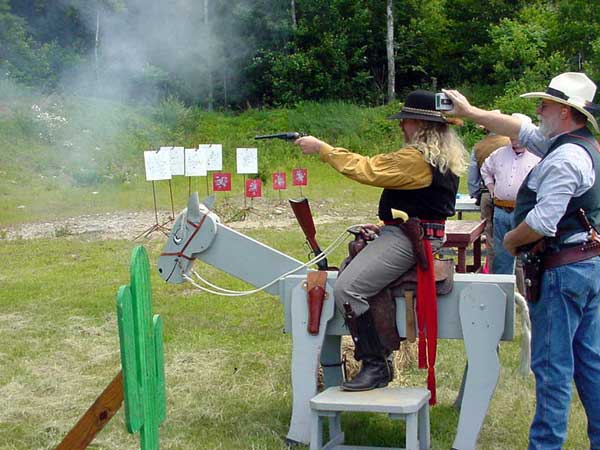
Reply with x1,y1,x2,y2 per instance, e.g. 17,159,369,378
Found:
289,198,328,271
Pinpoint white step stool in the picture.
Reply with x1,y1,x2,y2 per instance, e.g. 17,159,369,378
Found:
309,386,430,450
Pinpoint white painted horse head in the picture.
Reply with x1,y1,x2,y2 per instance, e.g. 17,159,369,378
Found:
158,193,219,283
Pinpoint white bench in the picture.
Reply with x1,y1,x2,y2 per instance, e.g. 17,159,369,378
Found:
310,386,431,450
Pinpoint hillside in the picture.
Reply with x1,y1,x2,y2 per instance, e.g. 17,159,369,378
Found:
0,91,479,227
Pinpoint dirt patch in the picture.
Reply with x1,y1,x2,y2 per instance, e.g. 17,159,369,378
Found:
1,199,374,241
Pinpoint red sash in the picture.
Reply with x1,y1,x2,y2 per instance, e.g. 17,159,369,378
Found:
416,239,437,405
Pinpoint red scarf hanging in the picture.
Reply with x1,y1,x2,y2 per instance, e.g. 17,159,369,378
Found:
416,239,437,405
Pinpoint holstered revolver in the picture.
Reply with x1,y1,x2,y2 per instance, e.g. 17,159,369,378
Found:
521,252,542,303
519,239,546,303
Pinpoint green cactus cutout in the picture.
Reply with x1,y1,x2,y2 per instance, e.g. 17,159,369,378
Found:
116,246,166,450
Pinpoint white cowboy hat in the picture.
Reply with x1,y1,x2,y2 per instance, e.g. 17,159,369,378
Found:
520,72,599,132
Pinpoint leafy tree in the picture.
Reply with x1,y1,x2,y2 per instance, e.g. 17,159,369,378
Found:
393,0,447,90
2,0,600,107
247,0,378,105
551,0,600,71
0,3,68,87
477,4,569,113
9,0,91,53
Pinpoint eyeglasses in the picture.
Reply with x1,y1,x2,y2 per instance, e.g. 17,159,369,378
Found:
538,102,550,112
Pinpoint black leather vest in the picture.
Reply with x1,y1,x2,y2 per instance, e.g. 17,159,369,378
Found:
513,127,600,244
378,165,459,221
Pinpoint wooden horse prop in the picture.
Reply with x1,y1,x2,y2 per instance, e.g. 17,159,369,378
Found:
158,193,518,450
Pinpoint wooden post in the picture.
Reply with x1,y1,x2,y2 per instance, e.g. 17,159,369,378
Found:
168,180,175,221
54,372,124,450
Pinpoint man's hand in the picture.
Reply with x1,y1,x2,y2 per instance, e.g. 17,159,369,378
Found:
360,223,380,241
442,89,474,118
504,222,544,256
294,136,326,154
442,89,522,139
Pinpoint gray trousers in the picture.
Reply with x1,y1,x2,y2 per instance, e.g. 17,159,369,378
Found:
334,225,442,316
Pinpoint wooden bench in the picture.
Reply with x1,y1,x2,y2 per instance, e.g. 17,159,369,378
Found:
310,387,430,450
444,220,486,273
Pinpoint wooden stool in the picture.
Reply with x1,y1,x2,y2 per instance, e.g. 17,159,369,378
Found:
309,386,431,450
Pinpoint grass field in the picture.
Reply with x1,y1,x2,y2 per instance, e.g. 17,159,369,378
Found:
0,94,593,449
0,226,592,450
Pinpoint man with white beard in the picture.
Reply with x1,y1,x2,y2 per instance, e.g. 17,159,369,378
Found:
444,73,600,450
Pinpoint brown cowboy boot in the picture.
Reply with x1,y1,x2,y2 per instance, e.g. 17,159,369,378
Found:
342,305,391,391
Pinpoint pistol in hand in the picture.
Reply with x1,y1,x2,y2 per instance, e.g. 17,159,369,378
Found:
254,132,306,141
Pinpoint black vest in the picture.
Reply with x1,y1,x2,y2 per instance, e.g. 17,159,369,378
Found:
513,127,600,244
378,165,459,221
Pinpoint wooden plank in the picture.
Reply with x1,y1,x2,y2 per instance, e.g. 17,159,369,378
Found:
445,220,486,245
54,371,124,450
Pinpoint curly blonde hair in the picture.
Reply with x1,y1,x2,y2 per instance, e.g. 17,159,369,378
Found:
407,121,468,177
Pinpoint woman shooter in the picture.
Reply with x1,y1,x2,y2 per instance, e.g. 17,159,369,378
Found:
294,90,467,394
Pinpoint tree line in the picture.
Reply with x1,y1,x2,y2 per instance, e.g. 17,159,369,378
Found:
1,0,600,109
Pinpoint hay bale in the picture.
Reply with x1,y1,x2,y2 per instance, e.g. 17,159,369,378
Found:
318,336,419,388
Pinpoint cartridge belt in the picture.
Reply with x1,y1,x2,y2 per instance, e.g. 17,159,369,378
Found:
543,240,600,270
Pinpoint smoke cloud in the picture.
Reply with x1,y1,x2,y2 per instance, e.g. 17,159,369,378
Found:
58,0,284,106
1,1,291,189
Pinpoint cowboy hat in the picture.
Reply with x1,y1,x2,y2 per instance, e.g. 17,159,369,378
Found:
520,72,599,132
388,90,448,123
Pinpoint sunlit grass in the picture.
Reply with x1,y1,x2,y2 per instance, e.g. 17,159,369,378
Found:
0,232,592,450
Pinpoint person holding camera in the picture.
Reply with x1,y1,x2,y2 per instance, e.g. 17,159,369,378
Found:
444,72,600,450
294,90,467,394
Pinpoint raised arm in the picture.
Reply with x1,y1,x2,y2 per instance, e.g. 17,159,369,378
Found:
442,89,522,140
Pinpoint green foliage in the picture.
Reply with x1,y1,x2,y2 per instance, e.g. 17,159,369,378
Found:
0,7,82,88
248,0,377,106
151,96,192,136
2,0,600,107
587,38,600,81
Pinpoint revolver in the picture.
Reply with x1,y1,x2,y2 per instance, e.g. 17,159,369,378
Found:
254,132,306,141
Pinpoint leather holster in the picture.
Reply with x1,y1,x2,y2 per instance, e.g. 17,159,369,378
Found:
398,218,429,270
306,271,328,335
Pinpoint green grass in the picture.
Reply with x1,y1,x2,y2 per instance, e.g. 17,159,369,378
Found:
0,234,592,450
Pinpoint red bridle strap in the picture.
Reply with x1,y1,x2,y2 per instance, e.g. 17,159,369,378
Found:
159,213,210,260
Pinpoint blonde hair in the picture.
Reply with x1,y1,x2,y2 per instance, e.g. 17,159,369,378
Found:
408,121,468,176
